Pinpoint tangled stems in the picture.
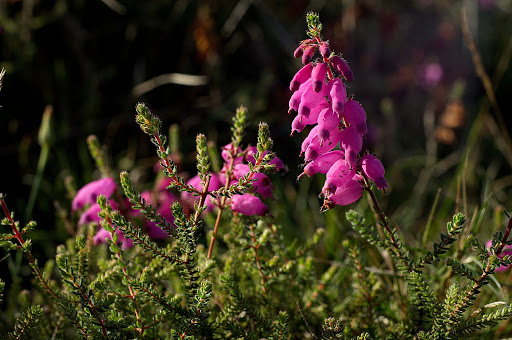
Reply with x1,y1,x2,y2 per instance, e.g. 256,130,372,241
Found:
99,200,144,335
446,217,512,331
0,194,60,300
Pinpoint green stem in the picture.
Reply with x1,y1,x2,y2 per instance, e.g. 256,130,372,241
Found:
25,143,49,219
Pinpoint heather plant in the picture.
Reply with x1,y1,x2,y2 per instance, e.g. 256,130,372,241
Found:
2,12,512,340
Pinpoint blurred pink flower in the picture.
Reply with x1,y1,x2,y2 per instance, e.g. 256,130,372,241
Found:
418,62,443,88
94,227,133,249
72,177,116,211
140,189,177,239
181,173,222,211
230,194,269,216
78,201,118,226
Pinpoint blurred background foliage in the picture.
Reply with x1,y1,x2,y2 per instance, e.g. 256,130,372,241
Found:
2,0,512,300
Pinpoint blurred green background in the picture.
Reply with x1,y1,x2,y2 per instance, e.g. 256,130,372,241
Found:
2,0,512,286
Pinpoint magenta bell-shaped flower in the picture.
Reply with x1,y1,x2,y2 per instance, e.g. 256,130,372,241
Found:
230,194,269,216
330,78,347,114
340,126,363,167
325,178,362,207
322,159,356,196
298,83,330,118
221,143,243,164
300,126,320,155
317,107,342,145
301,150,344,178
72,177,117,211
288,79,312,113
360,154,388,191
311,62,328,92
232,164,274,199
343,100,367,135
290,63,314,92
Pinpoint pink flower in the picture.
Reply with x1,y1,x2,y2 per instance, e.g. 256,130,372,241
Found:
339,126,363,167
360,154,388,191
233,164,274,199
418,63,443,88
230,194,269,216
301,150,344,178
140,190,177,239
311,63,328,92
221,143,243,165
72,177,116,211
289,79,312,113
322,159,356,196
78,201,118,226
294,41,308,58
244,146,285,172
486,240,512,272
325,178,362,207
181,173,222,211
94,227,134,249
290,64,314,92
317,107,342,145
330,78,347,114
297,83,330,119
343,100,367,135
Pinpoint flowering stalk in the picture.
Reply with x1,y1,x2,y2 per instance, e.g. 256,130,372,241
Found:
135,103,201,196
290,12,386,212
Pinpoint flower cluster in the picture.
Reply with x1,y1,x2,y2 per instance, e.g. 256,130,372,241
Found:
289,13,388,210
182,143,285,217
72,176,177,248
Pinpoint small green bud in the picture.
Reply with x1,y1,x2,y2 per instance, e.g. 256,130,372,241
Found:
453,212,466,227
76,235,86,249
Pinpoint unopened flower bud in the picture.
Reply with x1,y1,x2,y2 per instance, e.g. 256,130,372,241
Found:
294,44,305,58
302,45,316,65
290,63,314,92
331,56,354,82
319,42,330,58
